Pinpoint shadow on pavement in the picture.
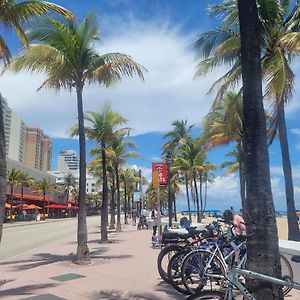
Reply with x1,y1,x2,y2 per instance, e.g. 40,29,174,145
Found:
90,289,185,300
0,253,75,270
155,280,186,299
0,283,57,298
0,279,15,287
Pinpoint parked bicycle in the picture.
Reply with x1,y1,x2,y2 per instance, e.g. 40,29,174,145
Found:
187,238,299,300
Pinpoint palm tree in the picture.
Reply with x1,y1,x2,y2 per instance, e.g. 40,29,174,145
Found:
83,105,129,241
9,14,145,261
34,178,53,219
108,136,139,231
122,168,139,224
174,139,206,222
18,171,34,212
163,120,194,154
238,0,282,297
202,92,245,206
62,173,77,206
0,0,72,244
195,0,300,241
7,168,21,222
163,120,194,222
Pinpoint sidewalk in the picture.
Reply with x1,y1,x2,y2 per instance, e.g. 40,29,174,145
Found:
0,222,184,300
0,220,299,300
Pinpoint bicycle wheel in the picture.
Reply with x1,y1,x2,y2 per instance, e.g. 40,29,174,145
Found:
186,290,225,299
280,253,293,296
181,249,226,294
157,244,183,283
167,249,191,295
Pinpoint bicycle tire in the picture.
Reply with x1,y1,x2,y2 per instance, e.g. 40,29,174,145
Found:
181,249,226,294
157,244,183,283
167,249,191,295
280,253,293,296
186,290,225,300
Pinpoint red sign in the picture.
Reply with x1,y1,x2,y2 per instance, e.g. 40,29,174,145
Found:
152,163,168,186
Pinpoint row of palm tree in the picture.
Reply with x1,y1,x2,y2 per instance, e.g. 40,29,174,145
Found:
160,120,216,223
6,168,81,218
75,104,142,240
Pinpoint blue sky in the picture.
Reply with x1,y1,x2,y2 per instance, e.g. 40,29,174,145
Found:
1,0,300,212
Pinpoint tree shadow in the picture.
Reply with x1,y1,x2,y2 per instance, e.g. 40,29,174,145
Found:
89,289,184,300
0,279,15,287
0,253,75,271
0,283,57,298
155,280,186,299
0,250,132,271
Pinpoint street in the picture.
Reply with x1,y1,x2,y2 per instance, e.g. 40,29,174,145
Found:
0,216,100,261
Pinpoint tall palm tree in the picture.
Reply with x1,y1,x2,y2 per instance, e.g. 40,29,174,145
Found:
7,168,21,222
34,178,53,219
62,173,77,206
195,0,300,241
202,92,245,206
163,120,194,222
163,120,194,154
9,14,145,261
0,0,72,244
174,139,206,222
18,171,34,212
108,137,139,231
83,105,129,241
122,168,139,224
238,0,282,297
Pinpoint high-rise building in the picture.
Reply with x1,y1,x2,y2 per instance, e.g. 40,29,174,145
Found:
23,127,52,171
1,94,25,162
57,150,80,173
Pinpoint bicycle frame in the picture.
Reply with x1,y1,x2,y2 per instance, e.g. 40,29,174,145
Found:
225,265,300,300
223,240,300,300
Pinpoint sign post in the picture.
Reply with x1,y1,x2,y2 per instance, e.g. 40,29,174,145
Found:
152,163,167,245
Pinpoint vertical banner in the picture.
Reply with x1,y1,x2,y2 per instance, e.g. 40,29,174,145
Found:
152,162,168,186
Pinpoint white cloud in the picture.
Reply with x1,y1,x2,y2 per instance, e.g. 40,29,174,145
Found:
291,128,300,136
0,18,222,138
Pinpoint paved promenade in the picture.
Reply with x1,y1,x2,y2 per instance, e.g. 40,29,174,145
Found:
0,219,299,300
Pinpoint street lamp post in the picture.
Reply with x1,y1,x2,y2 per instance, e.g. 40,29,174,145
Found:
166,151,172,227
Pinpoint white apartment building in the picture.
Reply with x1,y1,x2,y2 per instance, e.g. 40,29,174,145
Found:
1,95,25,162
49,150,100,195
57,150,80,173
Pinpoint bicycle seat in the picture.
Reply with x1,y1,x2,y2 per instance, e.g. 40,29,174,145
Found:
291,255,300,263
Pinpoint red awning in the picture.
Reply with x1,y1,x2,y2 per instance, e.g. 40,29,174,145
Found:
70,206,79,209
45,204,68,209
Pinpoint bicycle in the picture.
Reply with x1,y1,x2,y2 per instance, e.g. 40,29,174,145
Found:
187,239,300,300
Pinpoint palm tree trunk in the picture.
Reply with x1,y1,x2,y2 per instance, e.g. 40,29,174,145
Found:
109,181,116,229
193,175,200,223
101,142,109,241
185,174,192,221
75,86,90,264
172,190,177,221
199,173,203,220
238,1,282,297
0,97,6,243
10,185,13,223
238,143,246,209
115,165,122,232
124,182,128,224
278,105,300,241
203,177,208,211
